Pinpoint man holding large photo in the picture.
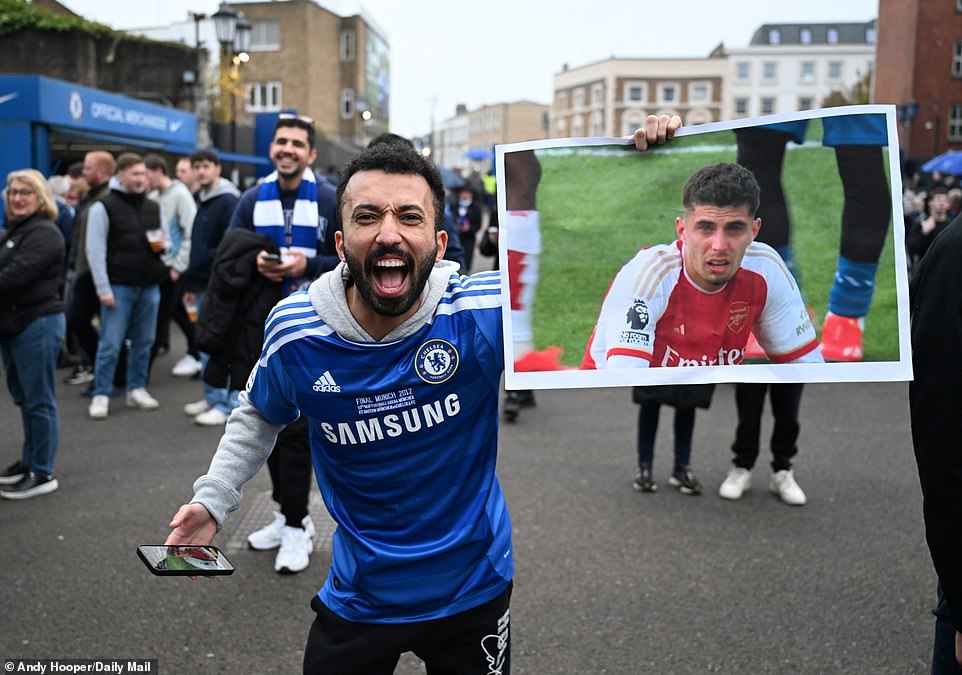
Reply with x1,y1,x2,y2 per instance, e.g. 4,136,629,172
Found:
162,116,681,673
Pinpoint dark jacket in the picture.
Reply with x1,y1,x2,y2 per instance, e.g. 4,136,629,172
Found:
910,214,962,633
195,228,282,391
632,384,715,409
0,212,65,339
70,180,110,277
183,179,241,293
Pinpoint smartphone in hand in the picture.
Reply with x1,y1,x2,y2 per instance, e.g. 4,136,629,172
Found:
261,252,282,262
137,544,235,576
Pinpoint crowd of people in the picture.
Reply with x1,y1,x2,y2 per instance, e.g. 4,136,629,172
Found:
3,112,962,671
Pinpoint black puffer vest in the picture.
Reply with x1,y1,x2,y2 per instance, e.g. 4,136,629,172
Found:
99,190,166,286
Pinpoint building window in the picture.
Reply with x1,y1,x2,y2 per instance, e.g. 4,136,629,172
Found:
827,28,839,44
800,61,815,82
690,83,709,103
761,97,775,114
591,84,604,106
798,97,814,111
246,81,282,112
627,84,645,102
340,30,356,62
763,62,777,81
736,62,750,80
828,61,843,80
340,88,355,119
572,117,583,137
591,114,604,136
573,88,585,109
866,27,876,44
954,42,962,77
250,20,280,51
734,98,749,115
800,28,812,44
769,28,781,45
660,84,677,103
950,104,962,141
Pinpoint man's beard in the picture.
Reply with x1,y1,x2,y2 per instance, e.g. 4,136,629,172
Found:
344,243,437,317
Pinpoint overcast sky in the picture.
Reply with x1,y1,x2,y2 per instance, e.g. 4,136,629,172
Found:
61,0,880,138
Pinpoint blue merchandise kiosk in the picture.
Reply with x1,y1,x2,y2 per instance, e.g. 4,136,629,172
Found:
0,74,201,181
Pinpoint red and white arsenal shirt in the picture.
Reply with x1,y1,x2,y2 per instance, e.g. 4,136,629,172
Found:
581,240,820,369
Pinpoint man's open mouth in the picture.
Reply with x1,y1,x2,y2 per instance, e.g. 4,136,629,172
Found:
372,257,409,296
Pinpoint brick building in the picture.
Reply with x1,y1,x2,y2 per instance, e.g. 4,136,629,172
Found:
874,0,962,162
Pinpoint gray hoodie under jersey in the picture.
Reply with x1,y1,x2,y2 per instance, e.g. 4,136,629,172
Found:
190,260,461,528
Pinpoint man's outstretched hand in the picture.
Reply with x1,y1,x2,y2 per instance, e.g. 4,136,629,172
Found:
633,114,683,151
165,503,217,546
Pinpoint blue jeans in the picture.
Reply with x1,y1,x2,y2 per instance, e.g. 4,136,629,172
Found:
196,292,238,415
93,284,160,396
933,581,962,674
0,313,66,476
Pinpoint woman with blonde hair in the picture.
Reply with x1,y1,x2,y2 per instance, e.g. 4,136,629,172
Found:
0,169,67,499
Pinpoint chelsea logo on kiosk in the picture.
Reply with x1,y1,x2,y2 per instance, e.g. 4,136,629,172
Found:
415,339,459,384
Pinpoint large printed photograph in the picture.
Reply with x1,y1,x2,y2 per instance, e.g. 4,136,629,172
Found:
497,105,909,389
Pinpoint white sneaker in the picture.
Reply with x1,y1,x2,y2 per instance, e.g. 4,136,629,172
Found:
194,408,230,426
171,354,202,377
248,513,315,550
770,469,807,506
274,525,313,574
183,400,212,416
718,467,752,500
126,387,159,410
88,395,110,420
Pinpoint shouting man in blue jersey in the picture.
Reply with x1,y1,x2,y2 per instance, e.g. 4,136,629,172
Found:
163,114,679,673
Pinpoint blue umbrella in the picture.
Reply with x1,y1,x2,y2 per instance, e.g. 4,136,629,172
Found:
464,148,494,162
922,151,962,176
438,166,464,189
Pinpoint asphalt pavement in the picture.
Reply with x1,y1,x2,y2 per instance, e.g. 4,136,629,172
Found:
0,339,935,674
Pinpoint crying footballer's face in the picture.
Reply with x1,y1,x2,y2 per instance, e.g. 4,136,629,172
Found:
676,203,760,293
338,170,447,320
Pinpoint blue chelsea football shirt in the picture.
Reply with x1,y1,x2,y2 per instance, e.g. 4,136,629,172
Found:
247,269,512,623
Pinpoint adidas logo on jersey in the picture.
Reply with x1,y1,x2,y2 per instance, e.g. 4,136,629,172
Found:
313,371,341,393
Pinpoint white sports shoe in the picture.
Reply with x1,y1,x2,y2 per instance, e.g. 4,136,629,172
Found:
275,525,314,574
770,469,807,506
183,400,212,416
126,387,159,410
88,395,110,420
248,513,315,550
718,467,752,500
194,408,229,426
171,354,202,377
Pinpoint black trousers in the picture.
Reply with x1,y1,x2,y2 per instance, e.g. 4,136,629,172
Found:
731,383,804,471
303,584,512,675
152,273,197,362
67,273,100,365
267,415,312,526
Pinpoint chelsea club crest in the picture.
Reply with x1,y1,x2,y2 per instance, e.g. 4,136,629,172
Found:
415,339,459,384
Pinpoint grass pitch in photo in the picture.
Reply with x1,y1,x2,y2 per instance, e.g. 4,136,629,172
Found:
498,106,909,388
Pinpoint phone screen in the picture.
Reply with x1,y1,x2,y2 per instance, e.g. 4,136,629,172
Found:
137,545,235,576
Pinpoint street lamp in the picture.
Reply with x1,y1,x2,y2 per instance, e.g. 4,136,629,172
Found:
212,3,251,181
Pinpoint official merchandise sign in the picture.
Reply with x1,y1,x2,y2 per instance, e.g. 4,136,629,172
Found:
0,74,196,145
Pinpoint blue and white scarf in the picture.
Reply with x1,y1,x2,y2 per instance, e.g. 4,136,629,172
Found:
252,168,319,258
